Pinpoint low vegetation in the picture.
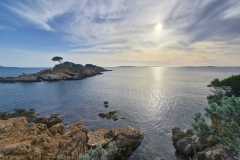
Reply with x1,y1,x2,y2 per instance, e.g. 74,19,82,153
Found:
193,97,240,154
172,74,240,160
80,143,119,160
193,75,240,155
208,75,240,104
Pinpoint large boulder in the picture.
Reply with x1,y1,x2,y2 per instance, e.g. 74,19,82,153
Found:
82,128,144,160
197,145,234,160
172,128,234,160
172,128,197,157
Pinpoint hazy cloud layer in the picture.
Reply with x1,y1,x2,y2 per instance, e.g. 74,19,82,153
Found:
1,0,240,66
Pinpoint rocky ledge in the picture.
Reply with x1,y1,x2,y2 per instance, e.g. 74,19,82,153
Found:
0,113,143,160
172,128,235,160
0,62,109,83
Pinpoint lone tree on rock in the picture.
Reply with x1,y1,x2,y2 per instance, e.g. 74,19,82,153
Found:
51,56,63,64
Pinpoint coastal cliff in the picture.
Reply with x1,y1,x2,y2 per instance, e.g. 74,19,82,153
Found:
0,110,143,160
0,62,109,83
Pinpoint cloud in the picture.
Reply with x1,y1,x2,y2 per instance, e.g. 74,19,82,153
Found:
165,0,240,43
2,0,240,65
4,0,77,31
223,1,240,19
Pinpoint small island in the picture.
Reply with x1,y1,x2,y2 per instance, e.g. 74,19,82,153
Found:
0,57,109,83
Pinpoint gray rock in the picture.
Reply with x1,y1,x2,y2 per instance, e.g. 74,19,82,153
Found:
197,145,234,160
172,128,234,160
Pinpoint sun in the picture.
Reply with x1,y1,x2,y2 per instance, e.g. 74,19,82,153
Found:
154,23,163,35
152,22,164,41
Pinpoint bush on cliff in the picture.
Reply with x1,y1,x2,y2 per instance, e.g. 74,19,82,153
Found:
209,76,240,96
208,75,240,104
192,97,240,154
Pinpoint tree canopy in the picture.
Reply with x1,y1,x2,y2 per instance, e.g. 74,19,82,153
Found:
51,56,63,63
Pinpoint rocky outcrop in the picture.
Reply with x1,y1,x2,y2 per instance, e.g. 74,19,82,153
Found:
0,62,109,83
0,115,143,160
172,128,235,160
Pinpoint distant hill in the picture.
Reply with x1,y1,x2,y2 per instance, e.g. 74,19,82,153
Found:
0,66,17,69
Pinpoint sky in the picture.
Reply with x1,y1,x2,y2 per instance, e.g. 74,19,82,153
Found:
0,0,240,67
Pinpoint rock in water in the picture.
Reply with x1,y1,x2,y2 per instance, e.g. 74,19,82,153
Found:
104,101,109,105
104,101,109,108
98,111,119,121
0,116,143,160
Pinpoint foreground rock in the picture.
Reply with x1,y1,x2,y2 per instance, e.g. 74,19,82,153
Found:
172,128,235,160
0,115,143,160
0,62,109,83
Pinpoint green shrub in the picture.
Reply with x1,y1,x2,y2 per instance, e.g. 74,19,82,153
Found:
80,146,106,160
209,75,240,97
192,97,240,153
80,143,119,160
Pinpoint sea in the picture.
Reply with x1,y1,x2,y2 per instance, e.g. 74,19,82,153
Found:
0,66,240,160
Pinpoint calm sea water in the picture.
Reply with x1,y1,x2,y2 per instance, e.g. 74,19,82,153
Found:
0,66,240,160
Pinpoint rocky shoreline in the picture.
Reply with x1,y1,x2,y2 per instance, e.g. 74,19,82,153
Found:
172,128,234,160
0,62,110,83
0,110,143,160
171,75,240,160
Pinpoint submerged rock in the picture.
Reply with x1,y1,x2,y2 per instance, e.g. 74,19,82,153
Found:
0,62,110,83
98,111,119,121
0,108,37,121
0,115,143,160
104,101,109,108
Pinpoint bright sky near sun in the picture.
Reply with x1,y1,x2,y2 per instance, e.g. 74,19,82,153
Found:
0,0,240,67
